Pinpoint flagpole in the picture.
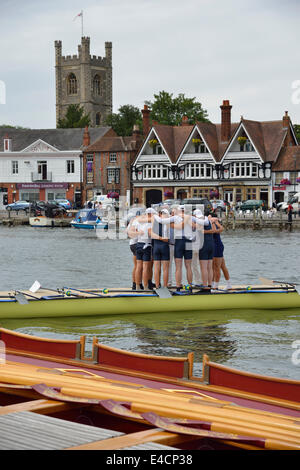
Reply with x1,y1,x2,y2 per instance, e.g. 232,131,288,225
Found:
81,10,83,37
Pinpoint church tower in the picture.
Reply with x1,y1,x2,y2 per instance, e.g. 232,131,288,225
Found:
55,37,112,127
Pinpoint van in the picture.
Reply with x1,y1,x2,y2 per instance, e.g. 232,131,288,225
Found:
280,192,300,213
86,195,115,209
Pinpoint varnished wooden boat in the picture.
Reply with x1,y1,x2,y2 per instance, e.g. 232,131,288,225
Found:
0,328,299,450
0,282,299,319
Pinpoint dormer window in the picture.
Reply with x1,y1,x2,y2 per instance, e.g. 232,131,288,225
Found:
4,137,11,152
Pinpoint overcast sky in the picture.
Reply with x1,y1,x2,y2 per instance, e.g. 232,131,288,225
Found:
0,0,300,129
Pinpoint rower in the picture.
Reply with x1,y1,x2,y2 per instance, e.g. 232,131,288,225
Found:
151,208,170,288
211,218,232,291
134,208,156,291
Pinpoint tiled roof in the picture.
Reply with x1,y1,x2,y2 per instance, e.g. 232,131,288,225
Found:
154,124,194,163
0,127,112,152
85,135,140,152
272,146,300,171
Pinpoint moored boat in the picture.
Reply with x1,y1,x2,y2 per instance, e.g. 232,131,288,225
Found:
0,283,299,319
0,327,299,450
70,209,108,230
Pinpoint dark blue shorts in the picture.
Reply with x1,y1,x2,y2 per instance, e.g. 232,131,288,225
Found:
153,241,170,261
174,239,193,260
136,243,152,262
199,241,214,260
130,244,137,256
213,242,224,258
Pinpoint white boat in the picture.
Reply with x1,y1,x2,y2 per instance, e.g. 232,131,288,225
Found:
29,216,70,227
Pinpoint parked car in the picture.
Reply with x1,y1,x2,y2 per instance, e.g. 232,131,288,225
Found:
279,192,300,213
52,199,72,209
210,199,226,211
5,201,30,212
239,200,263,211
181,198,213,214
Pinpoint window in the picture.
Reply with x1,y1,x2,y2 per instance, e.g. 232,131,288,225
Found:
230,162,258,178
12,161,18,174
193,188,211,198
67,160,75,174
67,73,77,95
86,155,94,184
143,164,169,180
107,168,120,184
93,75,102,96
109,153,117,163
246,188,257,199
95,112,101,126
186,163,212,179
153,145,163,155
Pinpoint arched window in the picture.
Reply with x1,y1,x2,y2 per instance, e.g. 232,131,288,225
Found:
93,74,102,96
95,112,101,126
67,73,77,95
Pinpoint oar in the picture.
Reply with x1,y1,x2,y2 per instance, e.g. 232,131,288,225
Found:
259,277,300,294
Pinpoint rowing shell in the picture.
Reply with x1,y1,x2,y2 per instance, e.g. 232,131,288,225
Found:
0,284,299,319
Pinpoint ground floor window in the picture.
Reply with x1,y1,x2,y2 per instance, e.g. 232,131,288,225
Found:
246,188,257,199
192,187,212,199
20,191,40,203
46,191,66,201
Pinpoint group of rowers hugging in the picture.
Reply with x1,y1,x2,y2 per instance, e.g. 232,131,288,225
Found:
126,205,232,292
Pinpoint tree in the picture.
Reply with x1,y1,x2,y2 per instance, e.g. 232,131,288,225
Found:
57,104,90,128
104,105,142,136
0,124,30,129
294,125,300,143
145,91,209,126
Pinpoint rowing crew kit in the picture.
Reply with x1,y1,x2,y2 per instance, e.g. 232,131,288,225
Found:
0,278,299,319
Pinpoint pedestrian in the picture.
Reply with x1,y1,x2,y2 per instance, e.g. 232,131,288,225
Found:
197,212,215,288
287,203,293,224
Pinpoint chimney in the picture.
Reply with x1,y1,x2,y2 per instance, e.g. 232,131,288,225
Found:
142,104,150,136
181,115,189,126
83,126,90,147
4,133,12,152
282,111,292,147
220,100,232,142
282,111,289,129
132,124,140,140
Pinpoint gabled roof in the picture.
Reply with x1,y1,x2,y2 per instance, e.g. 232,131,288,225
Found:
272,146,300,171
145,124,194,163
0,127,112,152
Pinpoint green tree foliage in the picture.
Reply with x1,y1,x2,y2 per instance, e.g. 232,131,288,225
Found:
145,91,209,126
57,104,90,128
294,125,300,143
104,105,142,136
0,124,30,129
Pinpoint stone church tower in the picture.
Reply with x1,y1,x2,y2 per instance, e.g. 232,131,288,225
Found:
55,37,112,127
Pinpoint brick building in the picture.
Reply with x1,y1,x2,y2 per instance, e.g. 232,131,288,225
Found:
83,126,142,204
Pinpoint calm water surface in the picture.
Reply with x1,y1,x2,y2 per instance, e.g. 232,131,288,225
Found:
0,225,299,380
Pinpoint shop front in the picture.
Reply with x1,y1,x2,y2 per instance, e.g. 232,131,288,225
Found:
16,183,69,203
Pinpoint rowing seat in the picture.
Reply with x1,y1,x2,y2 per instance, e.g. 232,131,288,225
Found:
0,328,85,360
92,338,193,379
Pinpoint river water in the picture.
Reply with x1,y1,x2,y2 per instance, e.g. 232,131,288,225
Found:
0,225,299,380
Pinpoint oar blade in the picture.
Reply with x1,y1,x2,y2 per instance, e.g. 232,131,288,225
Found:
154,287,172,298
15,293,29,305
29,280,41,293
